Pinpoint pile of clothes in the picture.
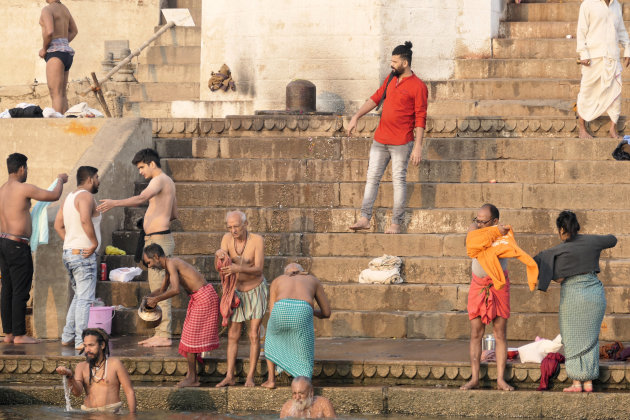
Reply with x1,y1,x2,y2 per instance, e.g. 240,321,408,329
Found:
0,102,103,119
358,255,403,284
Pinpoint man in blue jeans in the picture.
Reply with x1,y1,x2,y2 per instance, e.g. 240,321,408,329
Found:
54,166,101,352
347,41,428,234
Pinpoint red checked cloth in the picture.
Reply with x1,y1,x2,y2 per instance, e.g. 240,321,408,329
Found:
215,255,240,326
178,284,220,357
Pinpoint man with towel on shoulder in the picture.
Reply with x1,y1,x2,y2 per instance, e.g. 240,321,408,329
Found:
576,0,630,139
261,263,331,389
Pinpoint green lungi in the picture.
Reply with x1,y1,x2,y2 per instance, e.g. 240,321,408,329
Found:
559,272,606,381
265,299,314,378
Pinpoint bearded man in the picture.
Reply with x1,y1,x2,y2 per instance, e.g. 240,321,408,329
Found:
280,376,336,418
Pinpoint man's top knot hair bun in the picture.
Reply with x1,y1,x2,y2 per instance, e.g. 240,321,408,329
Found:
404,41,413,50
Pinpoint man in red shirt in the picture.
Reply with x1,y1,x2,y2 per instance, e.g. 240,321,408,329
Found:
347,41,428,234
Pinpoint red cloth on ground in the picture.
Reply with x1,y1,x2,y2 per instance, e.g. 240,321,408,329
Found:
468,272,510,325
178,283,220,357
537,352,565,391
215,255,240,327
369,72,428,145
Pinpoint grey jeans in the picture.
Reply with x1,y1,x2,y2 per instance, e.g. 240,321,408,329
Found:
360,140,414,225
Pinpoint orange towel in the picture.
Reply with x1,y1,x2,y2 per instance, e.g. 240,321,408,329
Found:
468,272,510,324
215,256,240,327
466,226,539,291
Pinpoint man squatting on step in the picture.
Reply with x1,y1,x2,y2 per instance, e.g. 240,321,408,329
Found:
215,211,267,387
54,166,102,353
97,148,178,348
347,41,428,234
0,153,68,344
576,0,630,139
143,243,220,388
56,328,136,413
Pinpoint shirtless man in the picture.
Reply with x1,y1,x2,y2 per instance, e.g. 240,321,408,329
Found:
215,211,266,387
0,153,68,344
262,264,331,389
280,376,336,419
97,148,177,347
56,328,136,414
142,243,220,388
39,0,78,113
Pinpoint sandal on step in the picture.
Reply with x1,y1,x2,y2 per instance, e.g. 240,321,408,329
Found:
563,384,583,393
583,383,593,393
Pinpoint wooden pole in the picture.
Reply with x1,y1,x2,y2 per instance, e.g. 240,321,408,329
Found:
90,72,112,118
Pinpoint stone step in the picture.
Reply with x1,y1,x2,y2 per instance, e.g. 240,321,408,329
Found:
111,307,187,336
428,79,582,101
169,0,201,9
506,2,630,22
143,46,201,65
193,136,620,161
454,58,580,79
429,99,575,117
498,21,577,39
123,101,173,118
493,38,578,59
154,26,201,47
174,181,630,211
136,63,199,83
154,137,193,158
128,83,199,102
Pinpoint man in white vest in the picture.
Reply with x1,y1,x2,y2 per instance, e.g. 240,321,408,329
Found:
54,166,101,352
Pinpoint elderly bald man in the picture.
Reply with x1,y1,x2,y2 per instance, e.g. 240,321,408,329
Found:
280,376,336,418
262,264,331,389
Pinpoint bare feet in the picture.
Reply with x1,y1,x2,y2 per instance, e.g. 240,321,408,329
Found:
244,377,256,387
3,334,14,344
579,128,594,139
215,376,236,388
349,217,370,231
497,380,514,391
61,341,74,347
139,336,172,347
563,384,583,393
609,128,622,139
261,380,276,389
13,335,39,344
583,382,593,393
385,223,401,234
176,377,200,388
459,380,479,390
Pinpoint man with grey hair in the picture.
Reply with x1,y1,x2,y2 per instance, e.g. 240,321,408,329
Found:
262,264,331,389
215,210,266,387
280,376,336,418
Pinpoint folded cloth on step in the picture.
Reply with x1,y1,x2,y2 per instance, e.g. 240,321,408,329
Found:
358,267,402,284
265,299,315,378
179,283,220,357
208,64,236,92
65,102,104,118
368,254,402,271
518,334,563,363
215,255,240,326
537,352,565,391
105,245,126,255
43,107,64,118
600,341,624,359
481,349,496,362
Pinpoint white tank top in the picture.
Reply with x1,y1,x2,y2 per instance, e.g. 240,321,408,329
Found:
62,190,102,251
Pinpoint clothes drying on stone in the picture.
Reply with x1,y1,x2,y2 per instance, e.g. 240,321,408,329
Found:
178,283,220,357
208,64,236,92
600,341,624,359
9,105,43,118
533,234,617,292
466,226,539,291
215,255,240,327
614,346,630,361
359,254,403,284
537,352,565,391
265,298,315,378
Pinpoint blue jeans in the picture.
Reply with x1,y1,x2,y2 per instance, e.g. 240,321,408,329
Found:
61,250,97,346
360,140,414,225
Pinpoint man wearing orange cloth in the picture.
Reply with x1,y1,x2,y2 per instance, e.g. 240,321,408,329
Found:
460,204,538,391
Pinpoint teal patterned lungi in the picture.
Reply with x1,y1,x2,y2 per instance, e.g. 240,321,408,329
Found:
265,299,314,378
559,272,606,381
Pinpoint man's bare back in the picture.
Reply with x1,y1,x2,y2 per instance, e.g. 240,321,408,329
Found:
165,257,207,295
40,2,73,40
144,173,176,233
220,231,264,291
272,273,320,306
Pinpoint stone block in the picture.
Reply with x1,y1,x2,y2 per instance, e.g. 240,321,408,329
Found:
301,233,444,257
155,138,192,158
134,386,227,411
219,137,342,159
315,311,407,338
319,386,384,414
192,138,220,158
226,386,289,412
407,311,470,340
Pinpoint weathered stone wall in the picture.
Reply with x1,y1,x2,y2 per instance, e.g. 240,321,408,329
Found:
199,0,505,113
1,0,161,86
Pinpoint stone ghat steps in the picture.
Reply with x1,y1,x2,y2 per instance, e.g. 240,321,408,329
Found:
136,63,199,84
110,231,630,259
141,46,201,66
163,157,630,184
428,78,585,100
428,99,590,117
455,58,592,79
153,26,201,47
506,2,630,22
128,82,199,102
492,39,582,59
177,136,621,161
170,181,630,210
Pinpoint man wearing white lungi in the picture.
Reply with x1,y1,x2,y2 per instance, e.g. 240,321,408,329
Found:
577,0,630,139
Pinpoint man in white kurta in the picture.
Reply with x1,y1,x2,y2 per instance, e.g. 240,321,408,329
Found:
577,0,630,139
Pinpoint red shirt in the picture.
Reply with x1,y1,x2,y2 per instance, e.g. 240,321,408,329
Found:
369,72,428,145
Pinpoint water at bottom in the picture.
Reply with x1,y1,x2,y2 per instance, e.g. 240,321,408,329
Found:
0,406,545,420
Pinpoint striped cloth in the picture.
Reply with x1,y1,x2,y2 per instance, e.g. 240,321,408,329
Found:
179,284,220,357
265,299,315,378
47,38,75,55
559,272,606,381
231,279,268,322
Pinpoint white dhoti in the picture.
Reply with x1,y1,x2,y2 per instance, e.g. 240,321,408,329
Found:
577,57,622,123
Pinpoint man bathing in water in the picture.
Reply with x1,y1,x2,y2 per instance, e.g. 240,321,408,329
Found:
0,153,68,344
98,149,177,348
56,328,136,413
280,376,336,418
143,244,220,388
215,211,266,387
39,0,78,113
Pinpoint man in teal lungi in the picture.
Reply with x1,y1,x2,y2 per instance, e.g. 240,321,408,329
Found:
262,264,331,389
